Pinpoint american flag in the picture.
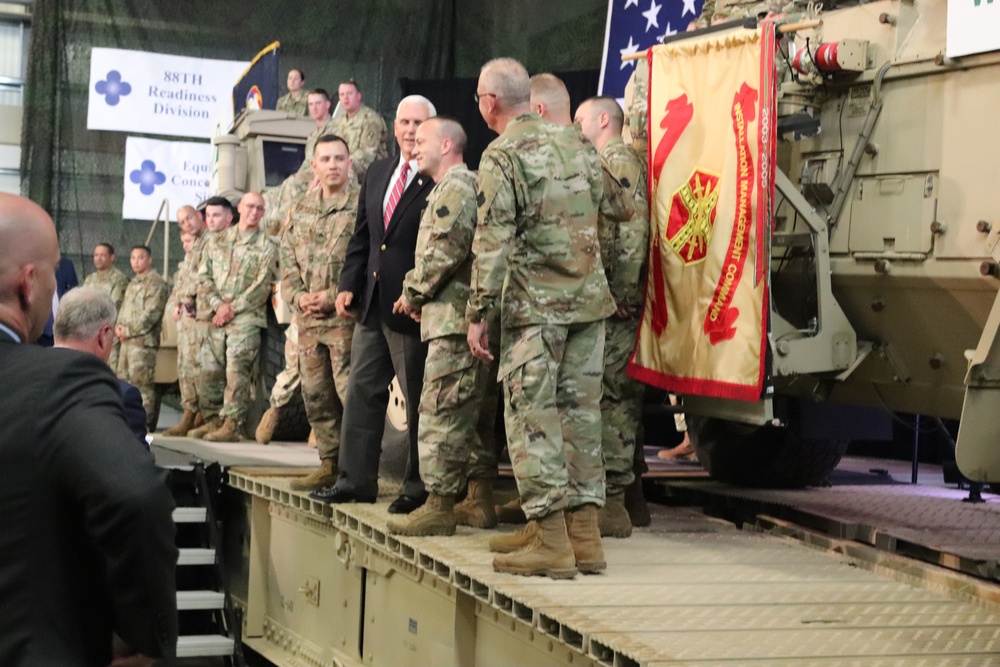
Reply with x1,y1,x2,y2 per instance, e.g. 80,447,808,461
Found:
598,0,705,100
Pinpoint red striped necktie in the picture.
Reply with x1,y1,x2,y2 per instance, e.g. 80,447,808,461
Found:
383,162,411,229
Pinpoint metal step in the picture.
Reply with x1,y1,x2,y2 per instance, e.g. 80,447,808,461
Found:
172,507,208,523
177,548,215,566
176,634,235,658
177,590,225,610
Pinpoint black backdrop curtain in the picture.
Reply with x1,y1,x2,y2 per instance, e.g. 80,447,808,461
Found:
22,0,606,277
402,69,599,170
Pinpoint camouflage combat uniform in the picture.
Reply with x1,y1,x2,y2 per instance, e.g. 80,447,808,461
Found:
599,137,650,494
276,91,308,116
117,269,169,427
262,117,339,236
280,183,359,461
330,104,389,181
467,113,629,520
166,234,205,415
401,163,497,496
197,226,277,425
83,267,129,372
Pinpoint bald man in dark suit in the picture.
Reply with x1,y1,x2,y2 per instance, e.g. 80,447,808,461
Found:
0,194,177,667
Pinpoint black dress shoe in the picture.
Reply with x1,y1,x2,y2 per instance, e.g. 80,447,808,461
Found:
309,486,376,504
388,492,429,514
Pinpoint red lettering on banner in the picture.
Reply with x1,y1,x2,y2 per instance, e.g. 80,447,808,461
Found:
704,83,757,345
651,234,669,336
652,94,694,185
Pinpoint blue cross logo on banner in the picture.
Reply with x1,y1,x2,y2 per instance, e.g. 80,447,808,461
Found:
598,0,704,100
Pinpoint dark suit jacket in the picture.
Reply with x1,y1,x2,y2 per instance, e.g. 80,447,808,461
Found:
339,155,435,335
119,379,149,446
0,331,178,666
39,257,79,346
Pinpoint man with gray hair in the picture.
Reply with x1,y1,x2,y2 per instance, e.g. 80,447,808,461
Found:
467,57,628,578
310,95,437,514
54,286,148,444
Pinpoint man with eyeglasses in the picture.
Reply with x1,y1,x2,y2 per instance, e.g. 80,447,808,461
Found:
467,57,621,579
195,192,277,442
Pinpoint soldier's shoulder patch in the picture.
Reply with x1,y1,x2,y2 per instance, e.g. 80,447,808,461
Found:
435,205,450,218
477,191,486,207
620,177,631,189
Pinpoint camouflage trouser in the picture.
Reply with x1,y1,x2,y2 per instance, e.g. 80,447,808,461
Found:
468,352,501,482
270,317,302,408
298,325,352,461
601,315,645,494
501,320,606,520
417,334,495,496
119,340,159,428
198,321,260,423
176,315,200,413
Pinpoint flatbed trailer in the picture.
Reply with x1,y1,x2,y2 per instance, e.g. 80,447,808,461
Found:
217,466,1000,667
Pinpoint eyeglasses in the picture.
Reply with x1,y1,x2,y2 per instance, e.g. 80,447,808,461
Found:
474,92,496,104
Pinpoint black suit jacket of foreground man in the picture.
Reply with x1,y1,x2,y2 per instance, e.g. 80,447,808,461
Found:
0,330,178,666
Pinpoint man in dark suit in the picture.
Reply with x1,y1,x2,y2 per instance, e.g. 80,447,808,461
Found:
0,194,178,667
311,95,437,513
54,285,150,446
36,254,78,346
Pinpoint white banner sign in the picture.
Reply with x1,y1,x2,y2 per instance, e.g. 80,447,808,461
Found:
948,0,1000,57
88,48,248,138
123,137,211,221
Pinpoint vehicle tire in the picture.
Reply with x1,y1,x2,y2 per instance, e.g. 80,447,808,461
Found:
689,413,848,488
248,306,310,442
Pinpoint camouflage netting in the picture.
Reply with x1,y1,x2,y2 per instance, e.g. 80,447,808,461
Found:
22,0,606,280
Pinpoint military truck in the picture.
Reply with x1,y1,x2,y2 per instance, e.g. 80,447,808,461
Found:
626,0,1000,488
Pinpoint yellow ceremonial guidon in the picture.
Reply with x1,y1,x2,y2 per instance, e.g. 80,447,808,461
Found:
628,23,777,401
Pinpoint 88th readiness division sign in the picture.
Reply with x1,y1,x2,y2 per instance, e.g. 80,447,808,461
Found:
88,48,248,139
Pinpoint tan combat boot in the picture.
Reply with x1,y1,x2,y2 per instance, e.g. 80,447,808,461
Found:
494,496,527,524
386,493,457,536
488,520,540,553
307,429,317,448
204,418,243,443
598,491,633,538
162,410,197,437
492,510,577,579
289,458,338,491
454,479,498,529
192,412,205,429
188,416,223,439
255,406,281,444
566,504,607,574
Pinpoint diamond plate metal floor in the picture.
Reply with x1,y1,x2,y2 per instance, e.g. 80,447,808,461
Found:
661,456,1000,584
229,471,1000,667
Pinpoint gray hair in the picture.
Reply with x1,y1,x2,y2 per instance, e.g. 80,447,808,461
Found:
396,94,437,119
54,286,117,342
481,58,530,108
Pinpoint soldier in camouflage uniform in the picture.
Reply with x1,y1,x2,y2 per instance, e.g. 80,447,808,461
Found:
489,73,634,527
195,193,277,442
280,135,359,489
83,242,129,372
276,68,308,116
163,206,208,436
467,58,631,579
262,89,339,236
576,96,650,538
115,245,169,431
331,80,389,182
386,118,499,537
